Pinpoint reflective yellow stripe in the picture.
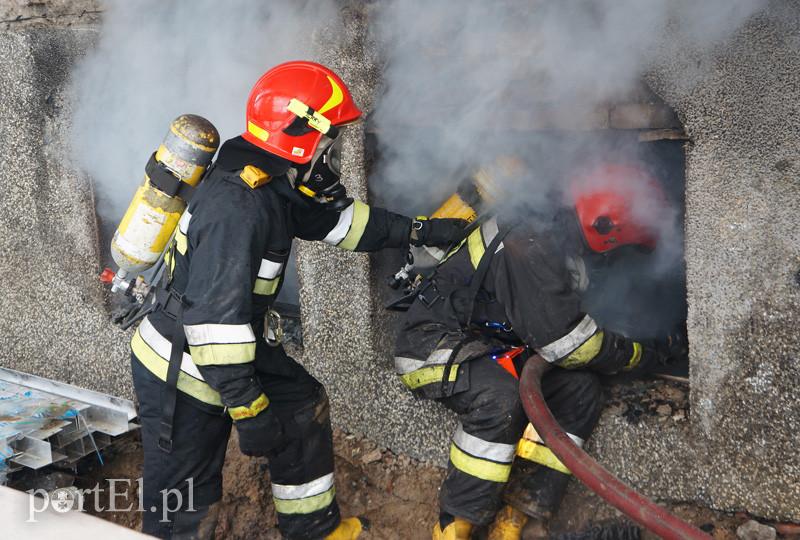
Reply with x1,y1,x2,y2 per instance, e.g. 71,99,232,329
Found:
440,238,467,265
273,487,335,515
516,439,571,474
623,342,643,371
175,229,188,255
467,228,485,269
130,329,222,407
400,364,458,390
229,393,270,421
189,342,256,366
449,444,511,483
247,120,270,142
164,248,175,279
254,276,280,295
338,201,370,251
557,331,604,369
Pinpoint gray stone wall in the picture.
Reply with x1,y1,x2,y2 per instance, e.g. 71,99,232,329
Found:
0,27,133,399
297,2,458,462
645,2,800,519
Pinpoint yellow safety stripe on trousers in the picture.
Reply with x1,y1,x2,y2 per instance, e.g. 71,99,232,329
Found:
337,201,371,251
516,439,571,475
466,227,485,269
449,444,512,483
400,364,459,390
188,342,256,366
254,276,280,295
623,341,643,371
228,393,270,421
130,329,223,407
273,486,336,515
557,331,605,369
175,229,188,255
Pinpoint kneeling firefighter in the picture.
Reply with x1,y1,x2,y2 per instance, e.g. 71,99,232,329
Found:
126,61,466,539
393,161,687,539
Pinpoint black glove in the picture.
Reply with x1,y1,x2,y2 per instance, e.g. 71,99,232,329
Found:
409,217,469,247
235,409,286,457
638,325,689,374
660,324,689,365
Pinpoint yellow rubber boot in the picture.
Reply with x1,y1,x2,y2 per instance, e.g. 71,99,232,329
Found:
325,517,365,540
487,505,529,540
432,517,473,539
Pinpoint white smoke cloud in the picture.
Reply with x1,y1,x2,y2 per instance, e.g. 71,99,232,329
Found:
368,0,767,208
70,0,339,221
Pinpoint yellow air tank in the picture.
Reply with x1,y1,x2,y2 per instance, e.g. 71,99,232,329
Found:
109,115,219,291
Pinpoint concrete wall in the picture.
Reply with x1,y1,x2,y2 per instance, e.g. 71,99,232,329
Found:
0,27,133,400
0,0,798,522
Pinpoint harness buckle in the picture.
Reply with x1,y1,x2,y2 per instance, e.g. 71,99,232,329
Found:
417,278,442,308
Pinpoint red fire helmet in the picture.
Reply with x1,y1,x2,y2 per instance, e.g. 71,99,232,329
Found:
242,61,362,164
569,163,671,254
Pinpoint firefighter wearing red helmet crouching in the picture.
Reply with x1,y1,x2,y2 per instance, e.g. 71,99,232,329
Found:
393,161,688,540
129,61,466,540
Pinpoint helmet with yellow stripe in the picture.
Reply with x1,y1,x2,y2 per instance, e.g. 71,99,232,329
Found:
242,61,362,164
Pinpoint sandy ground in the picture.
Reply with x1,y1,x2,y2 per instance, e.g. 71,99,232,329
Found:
76,422,755,540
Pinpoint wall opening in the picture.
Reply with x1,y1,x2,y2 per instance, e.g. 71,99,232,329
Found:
366,81,689,377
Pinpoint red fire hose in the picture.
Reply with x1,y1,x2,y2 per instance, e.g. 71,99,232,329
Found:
519,355,710,540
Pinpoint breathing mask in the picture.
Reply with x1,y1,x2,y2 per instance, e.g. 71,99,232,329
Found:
289,135,352,210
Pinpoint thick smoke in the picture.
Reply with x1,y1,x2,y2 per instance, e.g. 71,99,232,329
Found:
70,0,339,222
369,0,766,340
370,0,766,208
70,0,339,302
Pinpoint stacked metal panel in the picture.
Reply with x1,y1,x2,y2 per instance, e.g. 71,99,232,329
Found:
0,368,137,482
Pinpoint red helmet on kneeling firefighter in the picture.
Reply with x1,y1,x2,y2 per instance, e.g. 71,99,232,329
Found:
568,162,671,255
242,60,362,210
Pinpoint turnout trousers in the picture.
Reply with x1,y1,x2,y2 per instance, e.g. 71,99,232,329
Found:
131,350,340,540
436,356,603,526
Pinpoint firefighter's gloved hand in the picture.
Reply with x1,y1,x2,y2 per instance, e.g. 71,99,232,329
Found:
639,325,689,374
660,325,689,365
235,409,286,457
409,217,469,247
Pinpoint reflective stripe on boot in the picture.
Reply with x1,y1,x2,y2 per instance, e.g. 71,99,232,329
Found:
433,517,473,540
487,505,529,540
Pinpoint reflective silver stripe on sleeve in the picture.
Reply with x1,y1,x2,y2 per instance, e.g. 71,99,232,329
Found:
138,317,204,380
482,218,505,253
536,315,598,363
258,259,284,280
178,210,192,234
394,356,425,375
453,423,516,463
427,348,454,364
183,323,256,346
272,472,334,500
322,202,355,246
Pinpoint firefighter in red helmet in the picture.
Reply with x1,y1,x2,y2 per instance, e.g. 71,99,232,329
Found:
393,161,687,539
130,61,466,540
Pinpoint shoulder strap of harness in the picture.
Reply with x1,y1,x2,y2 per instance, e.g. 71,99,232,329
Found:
440,222,513,391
